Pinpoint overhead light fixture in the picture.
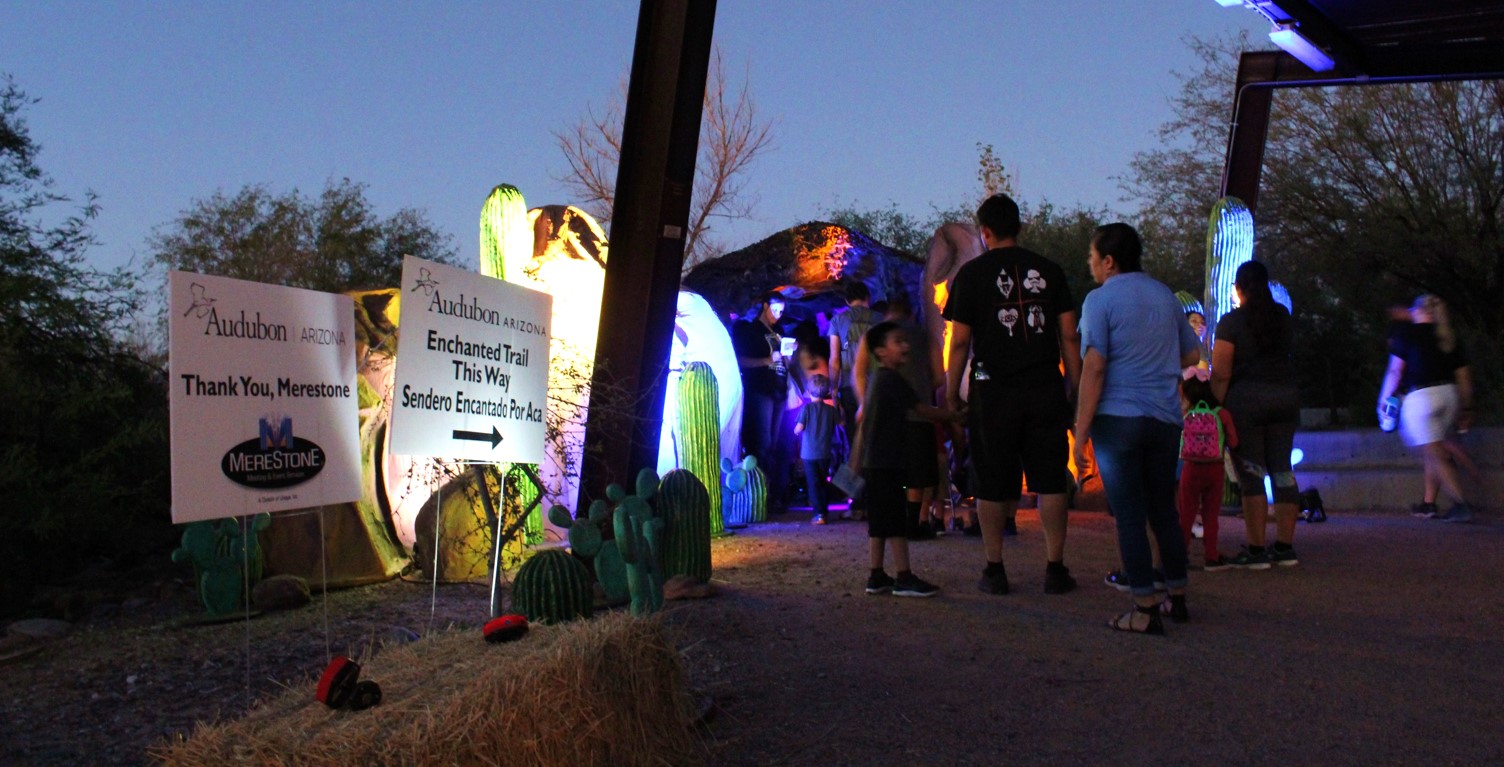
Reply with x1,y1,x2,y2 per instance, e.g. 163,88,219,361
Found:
1210,0,1244,7
1269,24,1335,71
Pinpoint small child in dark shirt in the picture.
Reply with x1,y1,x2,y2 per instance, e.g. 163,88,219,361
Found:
852,322,961,597
795,374,839,525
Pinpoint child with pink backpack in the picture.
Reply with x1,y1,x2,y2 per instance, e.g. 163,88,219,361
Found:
1179,368,1239,570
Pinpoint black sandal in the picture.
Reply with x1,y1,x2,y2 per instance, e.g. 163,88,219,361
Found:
1160,594,1189,624
1109,604,1165,635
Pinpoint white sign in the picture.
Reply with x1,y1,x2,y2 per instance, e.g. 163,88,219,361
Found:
388,255,552,462
168,271,361,524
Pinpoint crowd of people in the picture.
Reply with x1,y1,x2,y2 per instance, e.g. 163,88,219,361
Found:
730,192,1474,634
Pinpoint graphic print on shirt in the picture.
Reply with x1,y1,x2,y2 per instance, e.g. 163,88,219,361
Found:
992,264,1051,343
1027,304,1046,333
998,307,1020,336
997,272,1015,298
1023,269,1047,293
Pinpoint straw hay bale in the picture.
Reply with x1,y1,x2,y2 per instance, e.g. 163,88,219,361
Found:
152,613,699,767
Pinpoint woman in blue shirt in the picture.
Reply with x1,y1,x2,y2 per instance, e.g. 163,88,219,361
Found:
1074,223,1202,634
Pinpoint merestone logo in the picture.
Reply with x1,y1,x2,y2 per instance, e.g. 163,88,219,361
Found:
222,417,325,489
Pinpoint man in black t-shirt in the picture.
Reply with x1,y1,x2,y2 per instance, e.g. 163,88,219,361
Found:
733,291,790,511
943,193,1082,596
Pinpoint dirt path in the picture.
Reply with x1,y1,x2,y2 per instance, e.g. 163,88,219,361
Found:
684,508,1504,766
3,508,1502,766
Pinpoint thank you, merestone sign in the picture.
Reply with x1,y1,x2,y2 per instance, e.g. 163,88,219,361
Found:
388,255,551,462
168,271,361,524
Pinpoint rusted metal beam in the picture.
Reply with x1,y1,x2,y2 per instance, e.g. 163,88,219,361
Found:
577,0,717,509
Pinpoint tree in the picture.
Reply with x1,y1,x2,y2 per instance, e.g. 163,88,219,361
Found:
824,203,931,257
553,47,775,270
1126,35,1504,418
149,179,457,294
0,76,171,614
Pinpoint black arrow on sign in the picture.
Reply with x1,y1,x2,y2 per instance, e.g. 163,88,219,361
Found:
452,426,503,449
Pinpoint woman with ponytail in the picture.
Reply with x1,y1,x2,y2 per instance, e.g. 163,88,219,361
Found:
1209,260,1302,569
1378,294,1477,522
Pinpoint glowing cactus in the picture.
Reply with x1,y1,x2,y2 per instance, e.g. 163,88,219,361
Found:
479,184,530,282
720,456,765,528
676,362,724,536
657,469,712,583
1203,196,1254,346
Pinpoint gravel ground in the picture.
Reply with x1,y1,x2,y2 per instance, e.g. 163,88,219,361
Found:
2,506,1501,766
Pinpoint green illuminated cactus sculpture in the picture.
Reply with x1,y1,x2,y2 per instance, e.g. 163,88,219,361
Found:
676,362,724,536
609,469,666,616
171,514,272,617
511,464,545,546
656,469,713,583
511,548,593,624
479,183,530,282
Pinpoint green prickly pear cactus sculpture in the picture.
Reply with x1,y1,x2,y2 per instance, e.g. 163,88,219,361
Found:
656,469,713,583
609,469,667,616
676,362,724,536
171,514,272,616
721,456,766,527
549,501,629,605
511,548,593,624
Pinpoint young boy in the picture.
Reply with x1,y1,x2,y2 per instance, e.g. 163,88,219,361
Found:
852,321,961,597
794,374,839,525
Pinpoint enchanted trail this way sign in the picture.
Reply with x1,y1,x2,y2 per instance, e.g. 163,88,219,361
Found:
168,271,361,524
388,255,552,463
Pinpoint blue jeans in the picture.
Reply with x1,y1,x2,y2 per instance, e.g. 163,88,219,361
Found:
1092,415,1189,597
804,459,830,516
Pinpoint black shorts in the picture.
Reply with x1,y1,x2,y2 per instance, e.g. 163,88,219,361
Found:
863,469,907,539
904,421,941,489
967,380,1070,501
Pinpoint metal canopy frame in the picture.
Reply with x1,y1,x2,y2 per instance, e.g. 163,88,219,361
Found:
1221,1,1504,213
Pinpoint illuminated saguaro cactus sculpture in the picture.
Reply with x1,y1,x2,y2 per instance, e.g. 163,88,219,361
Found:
479,184,531,283
1203,196,1254,347
676,362,725,535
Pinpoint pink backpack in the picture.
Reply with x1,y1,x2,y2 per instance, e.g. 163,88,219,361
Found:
1180,401,1225,462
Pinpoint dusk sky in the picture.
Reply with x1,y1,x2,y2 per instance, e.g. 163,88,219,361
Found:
2,2,1271,274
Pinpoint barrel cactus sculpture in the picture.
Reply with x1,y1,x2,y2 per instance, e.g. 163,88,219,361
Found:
676,362,725,536
656,468,713,583
721,456,767,528
1203,196,1254,347
511,548,593,624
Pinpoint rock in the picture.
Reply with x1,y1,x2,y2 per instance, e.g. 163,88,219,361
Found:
7,618,73,639
251,575,311,612
663,574,716,601
682,221,925,321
